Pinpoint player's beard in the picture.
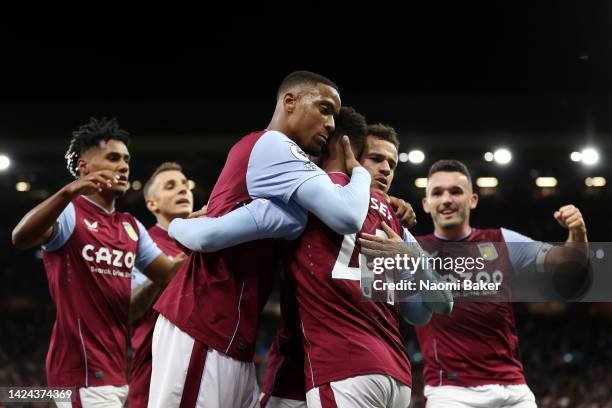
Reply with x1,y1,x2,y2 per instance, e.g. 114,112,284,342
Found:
302,142,323,156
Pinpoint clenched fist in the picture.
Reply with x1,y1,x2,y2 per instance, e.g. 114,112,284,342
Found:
554,204,587,242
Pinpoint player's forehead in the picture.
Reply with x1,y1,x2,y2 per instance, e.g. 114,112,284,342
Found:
154,170,187,186
428,171,470,190
95,139,129,155
364,136,398,160
306,83,341,113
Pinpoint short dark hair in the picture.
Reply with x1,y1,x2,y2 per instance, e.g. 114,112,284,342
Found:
277,70,339,99
366,123,400,149
143,162,184,199
320,106,367,162
427,159,472,185
65,117,130,178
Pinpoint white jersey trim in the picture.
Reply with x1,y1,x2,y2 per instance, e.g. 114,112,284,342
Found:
226,281,246,354
77,318,89,387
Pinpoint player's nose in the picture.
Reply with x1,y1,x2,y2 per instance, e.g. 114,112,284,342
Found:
441,190,452,203
380,161,391,175
324,115,335,134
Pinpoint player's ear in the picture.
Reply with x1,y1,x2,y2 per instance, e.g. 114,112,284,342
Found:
145,197,158,214
469,193,479,210
422,195,431,214
283,91,298,113
77,158,88,176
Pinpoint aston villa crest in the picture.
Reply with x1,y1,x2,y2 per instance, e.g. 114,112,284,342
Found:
477,243,498,261
123,222,139,242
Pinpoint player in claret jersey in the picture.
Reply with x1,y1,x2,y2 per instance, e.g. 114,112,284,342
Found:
11,118,182,408
260,120,424,408
415,159,588,408
283,114,451,408
128,162,193,408
366,159,589,408
151,71,373,407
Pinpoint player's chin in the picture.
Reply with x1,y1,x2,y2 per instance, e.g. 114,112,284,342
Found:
303,141,323,156
172,208,193,219
112,185,129,196
438,217,461,228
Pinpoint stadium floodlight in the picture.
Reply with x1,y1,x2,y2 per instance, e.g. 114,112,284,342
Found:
476,177,499,188
570,151,582,162
407,150,425,164
131,180,142,191
414,178,427,188
585,177,606,187
581,148,599,166
16,181,31,192
399,152,409,163
535,177,557,188
0,154,10,171
483,152,494,162
493,148,512,165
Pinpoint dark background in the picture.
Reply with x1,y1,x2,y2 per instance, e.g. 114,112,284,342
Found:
1,2,611,407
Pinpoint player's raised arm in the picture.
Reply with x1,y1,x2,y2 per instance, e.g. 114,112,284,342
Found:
505,205,590,300
12,170,119,249
546,204,589,268
292,136,372,234
169,198,307,252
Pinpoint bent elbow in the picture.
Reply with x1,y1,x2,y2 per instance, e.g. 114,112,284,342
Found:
285,220,307,240
333,214,364,235
11,229,29,250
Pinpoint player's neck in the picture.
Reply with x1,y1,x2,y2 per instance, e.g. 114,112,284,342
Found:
267,116,290,138
85,192,116,212
434,224,472,241
155,214,174,230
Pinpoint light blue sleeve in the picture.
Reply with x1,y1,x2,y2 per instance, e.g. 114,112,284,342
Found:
400,230,454,315
42,202,76,252
247,130,327,203
292,167,371,235
168,198,308,253
402,228,423,252
131,268,150,290
501,227,547,274
135,219,163,271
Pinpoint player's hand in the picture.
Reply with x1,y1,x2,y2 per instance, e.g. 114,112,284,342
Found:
341,135,361,175
554,204,587,242
189,204,208,219
390,196,417,228
359,222,420,262
64,170,119,196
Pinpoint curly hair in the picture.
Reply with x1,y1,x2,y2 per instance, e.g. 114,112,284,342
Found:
64,117,130,178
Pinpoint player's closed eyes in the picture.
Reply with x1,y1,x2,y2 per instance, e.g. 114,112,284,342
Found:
106,153,130,164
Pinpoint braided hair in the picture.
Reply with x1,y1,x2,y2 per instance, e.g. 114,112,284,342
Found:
64,117,130,178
